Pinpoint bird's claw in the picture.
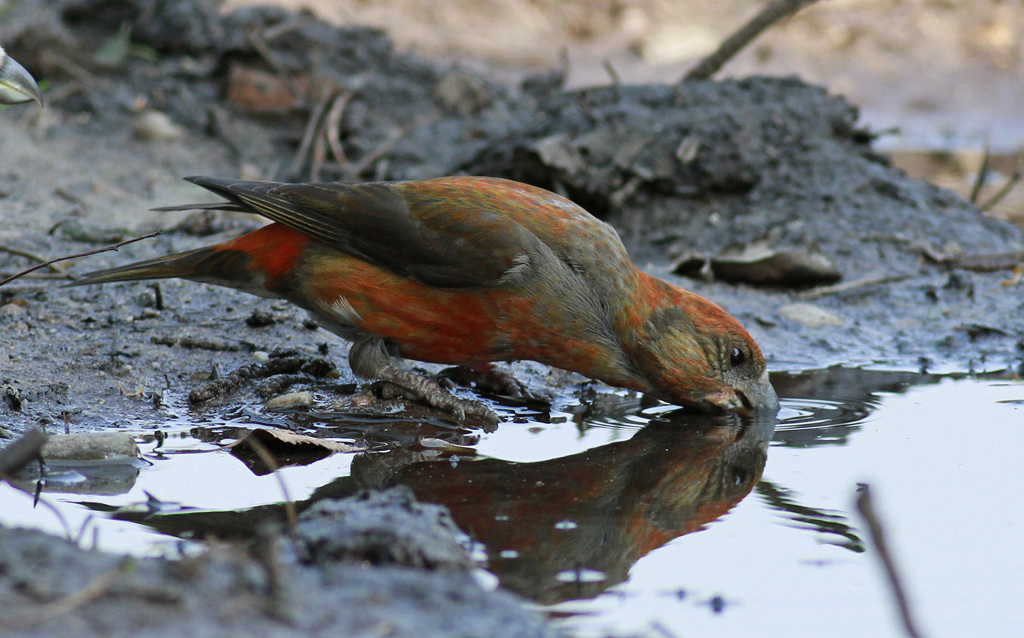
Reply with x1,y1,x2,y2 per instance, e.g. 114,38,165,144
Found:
369,375,500,431
437,364,532,398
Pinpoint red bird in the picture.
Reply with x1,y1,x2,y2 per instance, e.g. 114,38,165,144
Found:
74,176,778,423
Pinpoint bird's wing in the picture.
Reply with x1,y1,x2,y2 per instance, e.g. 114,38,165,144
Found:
173,176,555,289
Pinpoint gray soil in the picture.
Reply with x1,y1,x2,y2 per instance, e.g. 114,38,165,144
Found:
0,488,554,638
1,1,1022,636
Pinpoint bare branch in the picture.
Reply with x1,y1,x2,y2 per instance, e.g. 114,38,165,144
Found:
0,246,67,275
0,231,162,288
0,428,46,475
856,484,925,638
969,143,991,205
682,0,821,82
981,170,1021,212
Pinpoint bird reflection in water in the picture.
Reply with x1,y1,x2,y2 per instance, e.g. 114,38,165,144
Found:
352,410,776,604
105,407,774,608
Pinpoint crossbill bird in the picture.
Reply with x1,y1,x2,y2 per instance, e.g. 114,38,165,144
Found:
0,46,43,106
73,176,778,423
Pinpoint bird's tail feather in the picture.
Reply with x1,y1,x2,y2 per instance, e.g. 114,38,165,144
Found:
69,246,250,287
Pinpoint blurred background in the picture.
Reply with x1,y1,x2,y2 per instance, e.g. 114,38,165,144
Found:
225,0,1024,226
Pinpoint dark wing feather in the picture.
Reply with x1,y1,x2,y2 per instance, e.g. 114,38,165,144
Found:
181,177,542,288
152,202,249,213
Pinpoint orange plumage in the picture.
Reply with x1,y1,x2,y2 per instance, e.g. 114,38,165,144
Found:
74,176,778,422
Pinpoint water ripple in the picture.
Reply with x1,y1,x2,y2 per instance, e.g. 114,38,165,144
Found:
773,397,876,447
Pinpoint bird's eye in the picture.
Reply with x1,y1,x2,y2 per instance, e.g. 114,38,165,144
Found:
732,466,748,486
729,347,746,367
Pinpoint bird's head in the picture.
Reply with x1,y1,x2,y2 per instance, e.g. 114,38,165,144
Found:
627,281,778,415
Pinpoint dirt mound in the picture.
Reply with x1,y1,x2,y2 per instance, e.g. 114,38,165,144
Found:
1,0,1022,426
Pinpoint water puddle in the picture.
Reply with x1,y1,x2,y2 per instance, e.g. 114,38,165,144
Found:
1,367,1022,636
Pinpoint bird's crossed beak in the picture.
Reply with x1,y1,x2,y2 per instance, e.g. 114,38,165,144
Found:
0,47,43,106
706,369,779,415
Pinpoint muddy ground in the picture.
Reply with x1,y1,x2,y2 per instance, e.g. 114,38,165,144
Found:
1,1,1023,636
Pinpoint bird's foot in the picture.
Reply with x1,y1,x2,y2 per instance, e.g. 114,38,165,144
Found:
372,366,500,430
437,363,531,398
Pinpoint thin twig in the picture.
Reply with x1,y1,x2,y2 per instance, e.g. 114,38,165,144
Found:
310,120,328,182
0,471,74,542
73,515,96,547
554,46,570,90
0,246,67,275
253,523,293,623
650,620,682,638
944,250,1024,272
980,170,1021,212
39,51,98,86
682,0,821,81
33,80,83,107
0,231,162,288
798,273,913,299
348,123,421,179
0,272,71,281
602,59,620,86
288,86,333,179
856,484,924,638
246,27,304,100
969,143,991,205
241,435,298,536
262,16,306,41
0,428,47,475
603,59,621,101
324,90,354,171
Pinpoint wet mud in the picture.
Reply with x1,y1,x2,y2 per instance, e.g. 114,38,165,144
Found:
1,1,1023,636
0,489,554,638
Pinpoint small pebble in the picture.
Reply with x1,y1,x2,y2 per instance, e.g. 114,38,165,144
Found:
265,391,313,410
42,432,139,461
134,110,185,141
0,303,27,317
351,393,374,407
778,302,844,328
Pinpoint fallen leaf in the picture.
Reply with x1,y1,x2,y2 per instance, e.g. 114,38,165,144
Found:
229,428,361,475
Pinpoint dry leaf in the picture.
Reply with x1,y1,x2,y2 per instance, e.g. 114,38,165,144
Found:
229,428,361,475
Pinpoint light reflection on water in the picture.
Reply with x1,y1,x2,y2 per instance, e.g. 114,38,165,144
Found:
560,374,1024,638
0,369,1022,637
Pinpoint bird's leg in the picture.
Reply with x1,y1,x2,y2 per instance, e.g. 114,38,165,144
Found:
349,337,499,427
374,366,500,426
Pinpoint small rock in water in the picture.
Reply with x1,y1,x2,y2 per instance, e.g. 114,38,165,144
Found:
265,391,313,410
42,432,139,461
